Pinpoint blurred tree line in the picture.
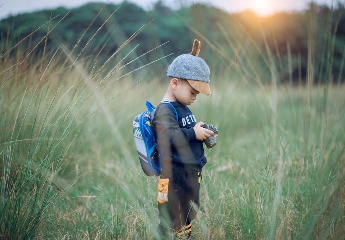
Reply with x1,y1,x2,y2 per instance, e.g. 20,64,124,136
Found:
1,0,344,83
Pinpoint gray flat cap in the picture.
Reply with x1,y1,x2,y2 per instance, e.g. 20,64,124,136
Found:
167,54,210,83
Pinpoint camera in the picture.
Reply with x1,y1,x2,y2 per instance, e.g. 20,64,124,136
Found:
201,124,218,149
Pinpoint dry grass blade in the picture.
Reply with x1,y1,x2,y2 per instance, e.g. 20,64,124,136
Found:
0,13,63,59
91,18,155,80
0,12,69,75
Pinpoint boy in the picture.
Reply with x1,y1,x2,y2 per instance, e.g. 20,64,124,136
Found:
152,39,215,239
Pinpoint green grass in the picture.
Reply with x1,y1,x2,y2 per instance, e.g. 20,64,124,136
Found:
1,13,345,240
1,57,344,238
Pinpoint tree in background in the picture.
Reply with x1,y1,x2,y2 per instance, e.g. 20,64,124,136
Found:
0,0,344,83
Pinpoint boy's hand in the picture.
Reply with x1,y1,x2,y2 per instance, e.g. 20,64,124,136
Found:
194,122,214,141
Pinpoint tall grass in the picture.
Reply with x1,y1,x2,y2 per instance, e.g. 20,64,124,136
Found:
1,5,345,240
191,84,345,239
0,6,167,238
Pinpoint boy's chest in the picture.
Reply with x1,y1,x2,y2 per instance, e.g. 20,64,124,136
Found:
178,113,197,127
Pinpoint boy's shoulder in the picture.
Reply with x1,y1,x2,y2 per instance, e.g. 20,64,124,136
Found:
157,101,189,111
155,102,191,117
154,101,177,118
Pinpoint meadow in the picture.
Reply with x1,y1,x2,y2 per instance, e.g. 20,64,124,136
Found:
1,13,345,240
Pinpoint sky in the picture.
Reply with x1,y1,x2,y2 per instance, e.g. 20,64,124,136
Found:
0,0,335,20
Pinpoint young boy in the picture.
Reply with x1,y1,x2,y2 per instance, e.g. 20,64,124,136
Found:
152,40,215,239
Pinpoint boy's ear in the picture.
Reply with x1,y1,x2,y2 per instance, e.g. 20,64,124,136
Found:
170,78,179,88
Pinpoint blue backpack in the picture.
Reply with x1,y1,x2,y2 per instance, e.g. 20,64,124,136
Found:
132,101,177,176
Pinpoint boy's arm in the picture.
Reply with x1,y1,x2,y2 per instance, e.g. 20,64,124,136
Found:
153,106,179,178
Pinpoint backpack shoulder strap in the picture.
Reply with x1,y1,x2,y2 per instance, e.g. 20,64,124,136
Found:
161,100,178,121
146,101,155,113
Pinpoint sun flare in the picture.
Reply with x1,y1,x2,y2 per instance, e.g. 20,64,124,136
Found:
251,0,275,16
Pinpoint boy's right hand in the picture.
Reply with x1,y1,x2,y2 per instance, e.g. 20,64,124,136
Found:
194,122,214,141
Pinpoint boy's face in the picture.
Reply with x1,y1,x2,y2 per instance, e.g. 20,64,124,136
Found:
173,78,199,106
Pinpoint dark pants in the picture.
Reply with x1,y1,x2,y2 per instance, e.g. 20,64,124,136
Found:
158,165,201,239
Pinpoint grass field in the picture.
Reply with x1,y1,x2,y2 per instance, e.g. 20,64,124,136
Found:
1,28,345,239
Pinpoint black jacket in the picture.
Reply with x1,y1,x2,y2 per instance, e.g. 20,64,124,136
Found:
153,101,207,173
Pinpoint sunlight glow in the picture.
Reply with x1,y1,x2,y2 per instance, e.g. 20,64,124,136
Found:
251,0,275,16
